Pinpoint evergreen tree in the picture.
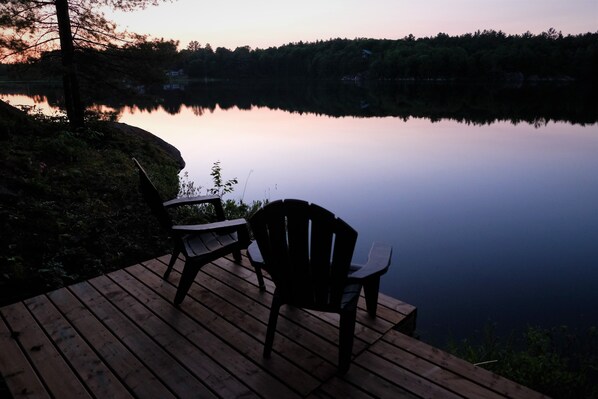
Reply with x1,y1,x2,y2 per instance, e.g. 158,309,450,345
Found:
0,0,174,128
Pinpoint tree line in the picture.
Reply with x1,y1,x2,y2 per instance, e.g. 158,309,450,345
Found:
4,29,598,87
176,29,597,82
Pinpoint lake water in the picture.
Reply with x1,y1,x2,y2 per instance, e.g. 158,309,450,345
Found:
2,83,597,346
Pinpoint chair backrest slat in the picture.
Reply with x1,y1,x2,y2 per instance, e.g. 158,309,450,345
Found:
250,199,357,309
133,158,173,231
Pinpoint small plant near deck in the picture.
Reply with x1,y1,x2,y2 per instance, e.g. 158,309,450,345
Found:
208,161,237,197
447,324,598,399
175,162,265,224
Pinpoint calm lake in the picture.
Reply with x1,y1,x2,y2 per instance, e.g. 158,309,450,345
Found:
2,81,597,347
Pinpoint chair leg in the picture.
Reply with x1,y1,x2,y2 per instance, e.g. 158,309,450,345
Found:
232,249,242,262
164,247,181,280
174,260,202,306
255,265,266,291
363,277,381,318
264,294,282,358
339,309,357,374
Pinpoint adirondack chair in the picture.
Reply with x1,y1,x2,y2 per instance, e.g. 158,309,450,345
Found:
133,158,250,305
247,199,392,373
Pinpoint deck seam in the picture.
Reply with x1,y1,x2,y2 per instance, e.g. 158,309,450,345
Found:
0,254,549,399
60,281,178,399
7,299,93,398
101,269,242,398
37,290,139,399
134,262,292,397
0,306,55,398
167,255,355,363
138,258,318,397
129,260,305,398
66,279,181,398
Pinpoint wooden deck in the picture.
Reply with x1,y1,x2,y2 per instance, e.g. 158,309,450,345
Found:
0,253,548,398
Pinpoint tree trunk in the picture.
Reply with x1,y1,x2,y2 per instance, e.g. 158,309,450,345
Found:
55,0,85,129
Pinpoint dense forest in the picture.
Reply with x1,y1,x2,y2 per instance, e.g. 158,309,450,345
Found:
176,29,598,82
2,29,597,86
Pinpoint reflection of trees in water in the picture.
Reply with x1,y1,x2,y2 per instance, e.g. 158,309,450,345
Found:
1,81,596,126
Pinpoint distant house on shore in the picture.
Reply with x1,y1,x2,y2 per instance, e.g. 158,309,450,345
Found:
166,69,186,79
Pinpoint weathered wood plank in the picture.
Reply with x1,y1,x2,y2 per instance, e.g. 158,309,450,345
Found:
69,279,218,399
0,313,50,399
114,264,299,399
91,272,253,399
354,350,463,399
199,261,358,359
133,259,317,396
202,258,377,351
382,330,549,399
46,287,176,399
0,302,92,398
0,255,548,399
314,375,380,399
227,252,414,327
24,295,132,399
370,339,506,399
340,361,424,399
376,293,417,316
152,256,351,367
356,295,407,326
220,254,406,339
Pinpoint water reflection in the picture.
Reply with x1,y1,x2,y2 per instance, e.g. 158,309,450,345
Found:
1,80,597,126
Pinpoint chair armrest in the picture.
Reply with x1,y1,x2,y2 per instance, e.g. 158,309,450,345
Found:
172,218,247,234
348,242,392,280
164,194,226,221
163,194,222,208
247,241,264,266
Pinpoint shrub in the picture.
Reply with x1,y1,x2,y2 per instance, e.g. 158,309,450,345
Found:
447,324,598,398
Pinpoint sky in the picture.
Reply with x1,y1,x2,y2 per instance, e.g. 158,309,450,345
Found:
107,0,597,50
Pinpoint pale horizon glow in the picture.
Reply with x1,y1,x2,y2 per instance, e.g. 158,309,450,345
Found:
106,0,598,50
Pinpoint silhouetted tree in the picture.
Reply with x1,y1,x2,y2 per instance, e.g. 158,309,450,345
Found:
187,40,201,52
0,0,174,128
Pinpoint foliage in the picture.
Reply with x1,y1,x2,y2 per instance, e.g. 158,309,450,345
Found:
0,99,181,306
447,324,598,399
174,30,598,83
0,0,176,127
175,162,264,225
0,0,172,62
207,161,238,197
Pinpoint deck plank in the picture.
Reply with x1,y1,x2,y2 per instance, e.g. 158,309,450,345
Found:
69,278,218,399
222,255,395,339
24,295,132,399
353,350,463,399
46,287,176,399
137,258,321,395
104,271,252,397
118,263,300,398
0,302,92,398
0,253,549,399
0,315,50,399
382,330,548,399
369,339,506,399
204,257,382,352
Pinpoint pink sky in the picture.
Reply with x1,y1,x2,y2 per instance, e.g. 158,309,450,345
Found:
106,0,597,50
